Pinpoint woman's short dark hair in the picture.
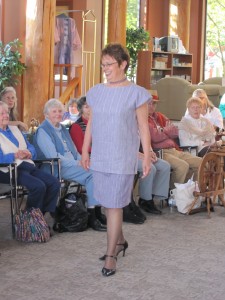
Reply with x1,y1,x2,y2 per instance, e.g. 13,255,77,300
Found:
77,96,87,114
101,43,130,73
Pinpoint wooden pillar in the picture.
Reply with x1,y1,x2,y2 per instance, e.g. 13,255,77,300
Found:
23,0,55,124
107,0,126,46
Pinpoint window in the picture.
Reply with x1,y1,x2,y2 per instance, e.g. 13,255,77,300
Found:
205,0,225,79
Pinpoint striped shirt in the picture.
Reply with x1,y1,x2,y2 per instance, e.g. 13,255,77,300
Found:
87,83,151,174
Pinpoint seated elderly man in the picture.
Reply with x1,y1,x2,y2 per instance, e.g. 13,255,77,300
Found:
148,97,202,188
0,101,60,222
34,98,106,232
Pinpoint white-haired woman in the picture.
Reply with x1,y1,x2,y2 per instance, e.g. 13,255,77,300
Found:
0,101,60,217
185,88,223,131
34,98,106,232
0,87,28,131
180,97,216,157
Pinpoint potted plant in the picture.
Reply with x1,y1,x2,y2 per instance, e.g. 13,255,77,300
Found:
0,38,26,92
126,27,150,82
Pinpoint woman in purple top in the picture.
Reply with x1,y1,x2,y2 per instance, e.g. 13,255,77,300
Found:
82,43,151,277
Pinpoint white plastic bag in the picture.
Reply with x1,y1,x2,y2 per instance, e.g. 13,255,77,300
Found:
171,176,201,214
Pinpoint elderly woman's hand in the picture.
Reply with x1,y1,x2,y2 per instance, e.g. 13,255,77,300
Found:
18,121,29,132
139,151,157,163
15,149,32,160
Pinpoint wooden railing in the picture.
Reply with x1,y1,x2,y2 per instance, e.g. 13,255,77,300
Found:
54,64,82,104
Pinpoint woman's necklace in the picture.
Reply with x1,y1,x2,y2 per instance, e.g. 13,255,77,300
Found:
108,77,127,85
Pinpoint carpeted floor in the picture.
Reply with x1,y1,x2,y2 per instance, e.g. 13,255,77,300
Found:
1,198,225,300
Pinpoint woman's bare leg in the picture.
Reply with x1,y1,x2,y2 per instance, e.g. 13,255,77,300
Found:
104,207,124,269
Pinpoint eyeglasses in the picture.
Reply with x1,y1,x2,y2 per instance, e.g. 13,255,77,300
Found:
100,62,118,68
0,111,9,116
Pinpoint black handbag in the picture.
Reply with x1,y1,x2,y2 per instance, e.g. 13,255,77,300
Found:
53,192,88,233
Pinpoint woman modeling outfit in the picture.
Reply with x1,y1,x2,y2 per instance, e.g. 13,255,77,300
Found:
70,97,170,217
0,101,60,216
82,43,151,276
179,97,216,157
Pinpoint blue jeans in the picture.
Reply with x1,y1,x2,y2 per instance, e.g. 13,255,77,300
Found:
0,162,60,213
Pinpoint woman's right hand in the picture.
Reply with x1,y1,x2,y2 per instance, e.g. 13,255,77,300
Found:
18,121,28,132
81,151,90,170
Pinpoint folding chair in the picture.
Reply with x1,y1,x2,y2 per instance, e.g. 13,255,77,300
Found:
0,163,18,235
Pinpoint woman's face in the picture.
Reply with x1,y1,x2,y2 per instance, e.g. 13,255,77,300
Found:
188,102,202,119
68,103,79,115
0,105,9,129
101,54,126,82
1,91,16,109
46,106,64,127
82,104,90,120
148,101,157,115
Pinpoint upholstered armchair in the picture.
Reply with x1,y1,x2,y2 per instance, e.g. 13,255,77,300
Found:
155,77,221,120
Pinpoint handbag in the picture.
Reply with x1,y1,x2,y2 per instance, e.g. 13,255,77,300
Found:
170,177,201,214
53,192,88,233
14,208,50,242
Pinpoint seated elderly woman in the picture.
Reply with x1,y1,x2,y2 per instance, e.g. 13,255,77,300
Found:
34,98,106,231
0,87,28,132
70,96,91,155
0,101,60,218
179,97,216,157
185,88,224,131
61,98,79,127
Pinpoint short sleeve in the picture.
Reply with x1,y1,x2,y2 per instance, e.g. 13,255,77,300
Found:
86,84,99,107
135,85,152,109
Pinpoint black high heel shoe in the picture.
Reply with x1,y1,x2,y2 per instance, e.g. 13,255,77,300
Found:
116,240,128,257
99,240,128,260
102,255,117,277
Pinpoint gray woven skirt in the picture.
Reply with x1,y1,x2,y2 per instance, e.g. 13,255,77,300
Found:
92,171,134,208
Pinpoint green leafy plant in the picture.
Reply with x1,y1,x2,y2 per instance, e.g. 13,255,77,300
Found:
126,27,150,82
0,38,26,91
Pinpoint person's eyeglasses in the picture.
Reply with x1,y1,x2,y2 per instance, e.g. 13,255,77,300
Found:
101,62,118,68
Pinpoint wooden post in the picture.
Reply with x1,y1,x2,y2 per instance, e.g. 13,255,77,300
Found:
107,0,127,46
23,0,55,124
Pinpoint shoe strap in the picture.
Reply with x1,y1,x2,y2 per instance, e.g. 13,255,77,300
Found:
105,255,117,261
117,241,126,246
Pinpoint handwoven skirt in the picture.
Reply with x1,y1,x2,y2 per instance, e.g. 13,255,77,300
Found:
92,171,134,208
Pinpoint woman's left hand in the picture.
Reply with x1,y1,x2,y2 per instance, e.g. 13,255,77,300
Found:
81,151,90,170
141,155,151,178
